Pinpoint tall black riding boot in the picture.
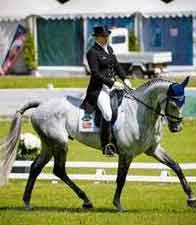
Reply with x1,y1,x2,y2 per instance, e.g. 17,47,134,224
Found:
100,119,117,156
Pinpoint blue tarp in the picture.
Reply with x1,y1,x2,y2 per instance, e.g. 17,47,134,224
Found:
143,17,193,65
37,18,84,66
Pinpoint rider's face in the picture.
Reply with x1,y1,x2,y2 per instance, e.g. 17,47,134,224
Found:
96,35,109,45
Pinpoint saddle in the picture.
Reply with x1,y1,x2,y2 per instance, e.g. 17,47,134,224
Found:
66,89,124,131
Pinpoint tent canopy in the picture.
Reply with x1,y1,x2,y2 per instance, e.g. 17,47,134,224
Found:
43,0,196,19
145,0,196,18
0,0,60,21
2,0,196,21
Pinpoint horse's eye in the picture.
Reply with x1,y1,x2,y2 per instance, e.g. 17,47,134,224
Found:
169,101,178,108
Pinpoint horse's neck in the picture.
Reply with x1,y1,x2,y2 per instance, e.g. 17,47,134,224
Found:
126,81,170,130
135,81,170,112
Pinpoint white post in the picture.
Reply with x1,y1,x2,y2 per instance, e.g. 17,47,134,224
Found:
134,13,138,37
134,13,144,51
27,16,33,33
83,18,88,64
27,16,39,75
192,16,196,67
33,16,38,67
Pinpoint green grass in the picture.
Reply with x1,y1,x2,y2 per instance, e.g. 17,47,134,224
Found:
0,76,145,89
0,76,196,89
0,76,89,89
0,181,196,225
0,119,196,225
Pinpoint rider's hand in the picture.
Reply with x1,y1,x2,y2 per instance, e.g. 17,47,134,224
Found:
124,79,132,88
113,81,124,90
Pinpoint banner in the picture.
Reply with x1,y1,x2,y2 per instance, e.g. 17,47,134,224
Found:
0,24,27,75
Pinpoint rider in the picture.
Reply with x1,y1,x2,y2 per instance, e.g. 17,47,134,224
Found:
81,25,132,156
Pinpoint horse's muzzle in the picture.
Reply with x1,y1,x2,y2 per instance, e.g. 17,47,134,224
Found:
168,121,182,133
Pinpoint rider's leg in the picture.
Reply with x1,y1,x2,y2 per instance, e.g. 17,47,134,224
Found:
97,87,116,155
97,86,112,122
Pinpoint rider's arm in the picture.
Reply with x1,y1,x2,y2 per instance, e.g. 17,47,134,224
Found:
107,46,127,81
112,52,132,88
87,50,115,88
113,55,127,81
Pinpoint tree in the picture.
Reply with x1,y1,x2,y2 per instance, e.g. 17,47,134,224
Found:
23,32,37,72
128,31,140,52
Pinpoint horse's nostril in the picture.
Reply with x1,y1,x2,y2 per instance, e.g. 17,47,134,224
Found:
169,124,182,133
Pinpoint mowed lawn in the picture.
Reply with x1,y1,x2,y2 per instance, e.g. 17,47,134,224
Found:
0,76,196,88
0,181,196,225
0,119,196,224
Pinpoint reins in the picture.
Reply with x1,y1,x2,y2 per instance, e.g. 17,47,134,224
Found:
123,83,183,122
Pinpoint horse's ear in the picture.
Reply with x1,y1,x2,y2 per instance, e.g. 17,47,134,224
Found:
181,76,190,88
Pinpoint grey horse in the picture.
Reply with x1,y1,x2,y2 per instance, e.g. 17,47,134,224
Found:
0,77,196,211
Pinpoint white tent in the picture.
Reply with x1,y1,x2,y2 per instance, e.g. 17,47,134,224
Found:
144,0,196,18
0,0,60,21
43,0,196,19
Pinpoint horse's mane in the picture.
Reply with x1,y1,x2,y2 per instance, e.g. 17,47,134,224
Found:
135,78,173,93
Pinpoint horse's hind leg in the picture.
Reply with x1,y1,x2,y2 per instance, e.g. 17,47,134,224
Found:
146,146,196,208
53,142,93,209
23,141,52,210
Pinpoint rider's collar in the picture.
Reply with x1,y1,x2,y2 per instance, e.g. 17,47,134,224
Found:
96,41,108,53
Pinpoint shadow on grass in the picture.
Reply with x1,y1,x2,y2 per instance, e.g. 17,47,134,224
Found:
0,206,193,214
0,206,116,213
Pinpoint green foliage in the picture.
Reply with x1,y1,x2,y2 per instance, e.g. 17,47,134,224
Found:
16,141,40,160
23,32,37,71
16,132,41,160
128,31,140,52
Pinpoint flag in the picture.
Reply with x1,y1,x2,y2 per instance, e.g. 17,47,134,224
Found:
0,24,27,75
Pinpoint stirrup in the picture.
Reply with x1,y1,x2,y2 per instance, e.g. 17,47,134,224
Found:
103,143,117,156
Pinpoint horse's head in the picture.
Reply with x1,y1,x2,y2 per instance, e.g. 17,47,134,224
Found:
165,76,190,132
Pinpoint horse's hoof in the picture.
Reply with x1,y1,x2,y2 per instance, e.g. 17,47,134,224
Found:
113,200,125,212
117,207,126,212
187,198,196,208
24,202,32,211
82,201,93,209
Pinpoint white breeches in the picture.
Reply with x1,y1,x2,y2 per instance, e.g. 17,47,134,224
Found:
97,85,112,122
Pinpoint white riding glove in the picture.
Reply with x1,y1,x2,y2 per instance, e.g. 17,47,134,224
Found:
124,79,132,88
113,81,124,90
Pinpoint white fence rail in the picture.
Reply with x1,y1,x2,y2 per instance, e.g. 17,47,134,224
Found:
10,161,196,183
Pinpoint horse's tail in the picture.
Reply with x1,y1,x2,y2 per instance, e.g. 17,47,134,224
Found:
0,101,40,186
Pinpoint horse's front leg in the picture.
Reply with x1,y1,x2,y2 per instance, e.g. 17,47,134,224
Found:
146,145,196,208
113,153,132,212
